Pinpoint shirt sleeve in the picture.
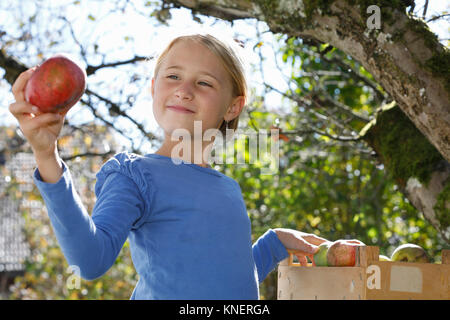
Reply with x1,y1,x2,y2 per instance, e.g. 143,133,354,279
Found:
32,152,152,280
252,229,288,283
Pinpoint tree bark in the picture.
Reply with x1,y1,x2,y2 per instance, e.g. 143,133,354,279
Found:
166,0,450,162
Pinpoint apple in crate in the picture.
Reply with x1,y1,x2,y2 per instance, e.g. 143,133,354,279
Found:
327,239,366,267
313,241,333,266
25,53,87,113
390,243,430,263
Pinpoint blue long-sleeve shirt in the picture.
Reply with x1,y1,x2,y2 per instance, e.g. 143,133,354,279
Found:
33,151,288,299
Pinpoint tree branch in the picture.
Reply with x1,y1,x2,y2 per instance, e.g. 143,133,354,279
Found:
426,14,450,23
86,56,151,75
310,49,388,103
263,83,362,142
315,91,371,123
80,97,136,148
0,49,27,85
264,82,369,125
422,0,429,20
84,88,159,143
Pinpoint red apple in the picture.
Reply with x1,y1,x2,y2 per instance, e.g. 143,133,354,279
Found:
25,53,86,113
327,239,366,267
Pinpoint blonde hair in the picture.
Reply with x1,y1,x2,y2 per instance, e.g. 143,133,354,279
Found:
153,32,248,136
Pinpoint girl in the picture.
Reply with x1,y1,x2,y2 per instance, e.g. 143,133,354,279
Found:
9,32,327,299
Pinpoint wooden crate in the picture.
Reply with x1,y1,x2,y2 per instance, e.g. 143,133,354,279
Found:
277,246,450,300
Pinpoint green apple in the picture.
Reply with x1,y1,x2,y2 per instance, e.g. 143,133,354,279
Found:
313,241,333,266
379,255,391,261
390,243,430,263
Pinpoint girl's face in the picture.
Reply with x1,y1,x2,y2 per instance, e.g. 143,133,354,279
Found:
151,40,243,138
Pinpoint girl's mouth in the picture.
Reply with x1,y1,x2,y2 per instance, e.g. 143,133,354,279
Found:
167,105,195,113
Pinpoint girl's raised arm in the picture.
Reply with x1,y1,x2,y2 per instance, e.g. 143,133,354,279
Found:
9,68,70,183
10,69,146,281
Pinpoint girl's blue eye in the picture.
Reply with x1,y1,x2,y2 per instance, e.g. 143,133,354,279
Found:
166,75,211,87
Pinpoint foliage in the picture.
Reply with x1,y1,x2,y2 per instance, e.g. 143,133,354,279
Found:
9,205,137,300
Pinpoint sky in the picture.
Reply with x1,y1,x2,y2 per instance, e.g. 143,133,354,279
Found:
0,0,448,153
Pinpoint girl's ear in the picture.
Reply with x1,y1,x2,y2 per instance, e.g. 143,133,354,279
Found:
226,95,246,120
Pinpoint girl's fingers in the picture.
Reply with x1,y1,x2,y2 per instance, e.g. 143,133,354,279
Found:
9,101,42,121
294,253,316,267
11,67,37,102
308,254,316,266
296,255,308,267
23,112,62,131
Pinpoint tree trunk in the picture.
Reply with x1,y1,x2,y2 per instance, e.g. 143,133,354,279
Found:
360,103,450,242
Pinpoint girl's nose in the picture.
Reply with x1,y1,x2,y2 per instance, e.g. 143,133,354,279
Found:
175,82,194,101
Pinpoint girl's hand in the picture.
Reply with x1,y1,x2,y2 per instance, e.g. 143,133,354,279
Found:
274,228,329,266
8,67,69,156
